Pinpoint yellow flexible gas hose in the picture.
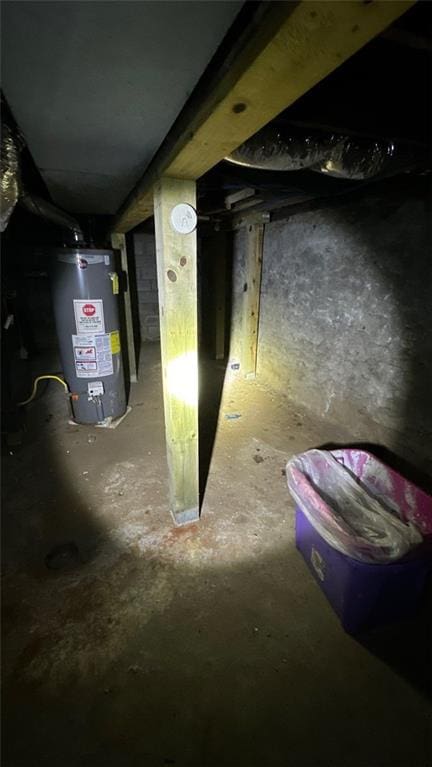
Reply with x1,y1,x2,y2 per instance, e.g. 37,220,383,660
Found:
18,375,69,406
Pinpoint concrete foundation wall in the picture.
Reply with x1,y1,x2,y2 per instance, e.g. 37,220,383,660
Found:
231,185,432,471
133,233,160,342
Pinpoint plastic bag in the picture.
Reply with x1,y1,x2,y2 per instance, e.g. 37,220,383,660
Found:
286,450,422,563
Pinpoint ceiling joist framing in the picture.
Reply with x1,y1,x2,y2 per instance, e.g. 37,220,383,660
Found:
113,0,415,233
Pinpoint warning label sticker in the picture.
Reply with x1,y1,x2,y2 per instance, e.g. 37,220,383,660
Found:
74,345,96,362
72,333,113,378
110,330,121,354
74,299,105,334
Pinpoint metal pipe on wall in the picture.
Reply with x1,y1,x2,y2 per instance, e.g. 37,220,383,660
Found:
20,191,84,244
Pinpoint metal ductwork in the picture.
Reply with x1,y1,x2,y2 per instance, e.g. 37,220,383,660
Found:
20,191,84,244
225,124,422,180
1,113,83,242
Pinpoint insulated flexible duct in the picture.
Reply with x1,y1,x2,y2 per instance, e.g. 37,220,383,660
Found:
20,192,84,244
225,125,420,180
1,122,20,231
1,113,83,242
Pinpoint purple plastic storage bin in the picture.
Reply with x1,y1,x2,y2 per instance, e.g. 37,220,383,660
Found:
295,449,432,634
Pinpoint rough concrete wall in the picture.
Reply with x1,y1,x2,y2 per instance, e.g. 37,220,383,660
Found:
231,186,432,470
133,233,160,342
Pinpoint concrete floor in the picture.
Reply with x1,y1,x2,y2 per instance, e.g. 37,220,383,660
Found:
2,344,431,767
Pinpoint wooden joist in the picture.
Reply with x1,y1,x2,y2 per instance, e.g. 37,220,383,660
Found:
113,0,414,233
210,233,228,361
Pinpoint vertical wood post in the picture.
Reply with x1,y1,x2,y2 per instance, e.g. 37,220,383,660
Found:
111,232,138,383
206,232,227,361
153,177,199,525
241,223,264,378
213,233,227,361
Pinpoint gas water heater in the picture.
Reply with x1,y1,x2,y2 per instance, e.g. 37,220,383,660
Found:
51,248,127,424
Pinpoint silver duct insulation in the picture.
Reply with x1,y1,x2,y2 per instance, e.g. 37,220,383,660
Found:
20,192,84,243
225,126,415,180
1,115,83,241
1,122,21,231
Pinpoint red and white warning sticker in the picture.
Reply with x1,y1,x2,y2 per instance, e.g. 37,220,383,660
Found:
73,299,105,334
72,334,113,378
74,345,96,362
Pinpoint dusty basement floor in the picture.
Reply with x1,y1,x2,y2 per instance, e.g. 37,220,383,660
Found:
2,344,431,767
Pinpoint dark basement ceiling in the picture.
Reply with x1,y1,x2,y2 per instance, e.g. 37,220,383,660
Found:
2,2,431,223
1,0,243,215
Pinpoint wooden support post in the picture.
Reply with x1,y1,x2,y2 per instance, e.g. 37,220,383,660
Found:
241,223,264,379
208,232,227,361
153,177,199,526
114,1,413,233
111,232,138,383
214,243,227,361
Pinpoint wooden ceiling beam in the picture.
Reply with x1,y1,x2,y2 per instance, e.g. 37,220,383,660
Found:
112,0,415,233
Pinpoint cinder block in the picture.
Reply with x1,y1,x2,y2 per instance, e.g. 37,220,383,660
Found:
135,254,156,268
141,305,159,317
137,278,153,291
138,291,155,303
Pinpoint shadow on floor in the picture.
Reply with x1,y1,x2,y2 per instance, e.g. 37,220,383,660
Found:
2,356,431,767
355,594,432,702
198,358,228,504
3,540,431,767
1,359,122,576
315,440,432,700
198,230,233,506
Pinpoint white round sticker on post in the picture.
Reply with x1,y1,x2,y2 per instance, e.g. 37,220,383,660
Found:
170,203,197,235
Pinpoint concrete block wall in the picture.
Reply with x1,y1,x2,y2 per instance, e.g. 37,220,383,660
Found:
231,182,432,473
133,232,160,342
